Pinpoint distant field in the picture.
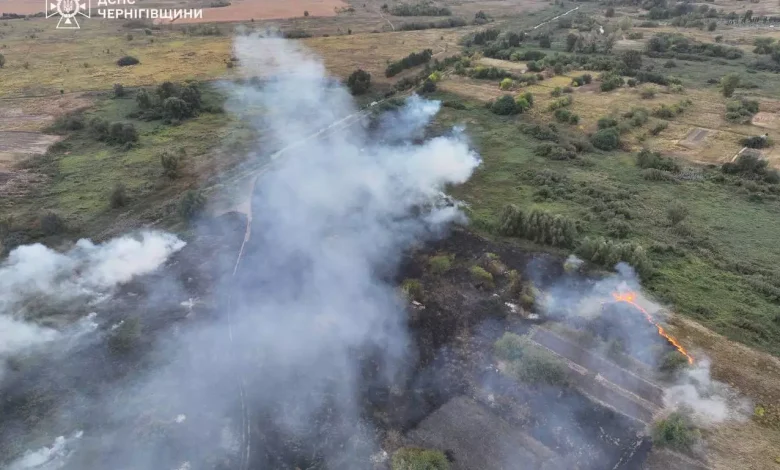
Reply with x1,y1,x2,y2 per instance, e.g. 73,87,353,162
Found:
175,0,348,24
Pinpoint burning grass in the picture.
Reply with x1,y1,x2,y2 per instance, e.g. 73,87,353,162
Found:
432,90,780,357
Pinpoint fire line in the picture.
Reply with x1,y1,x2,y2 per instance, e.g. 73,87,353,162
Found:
609,291,694,364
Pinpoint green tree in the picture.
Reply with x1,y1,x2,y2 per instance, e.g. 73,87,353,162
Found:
621,50,643,71
666,202,689,226
179,190,206,220
346,69,371,95
721,73,740,98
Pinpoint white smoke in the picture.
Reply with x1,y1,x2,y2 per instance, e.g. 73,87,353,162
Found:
0,231,185,380
7,431,83,470
663,358,751,426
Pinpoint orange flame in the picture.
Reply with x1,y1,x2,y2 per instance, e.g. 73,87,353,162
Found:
610,291,694,364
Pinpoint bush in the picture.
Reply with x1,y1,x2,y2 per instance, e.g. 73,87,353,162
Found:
722,153,780,183
113,83,125,98
598,117,618,130
548,95,573,111
40,212,64,235
179,190,206,220
385,49,433,77
666,202,689,225
509,346,569,387
554,108,578,124
52,114,85,132
576,237,653,278
401,279,424,301
627,78,638,87
89,117,110,140
160,150,181,178
136,89,153,109
636,148,679,171
499,77,514,90
664,59,677,68
721,73,740,98
600,73,624,92
117,55,140,67
494,332,526,361
420,79,437,93
591,128,620,150
551,87,562,97
347,68,371,95
390,3,452,16
660,350,689,372
429,254,454,273
110,183,128,208
108,122,138,145
642,168,677,182
0,54,4,68
162,97,193,120
107,317,142,355
391,448,449,470
741,135,770,149
491,94,519,115
652,413,698,451
707,21,717,31
470,265,495,288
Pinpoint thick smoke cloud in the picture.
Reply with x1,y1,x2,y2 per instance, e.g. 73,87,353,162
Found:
0,232,184,382
5,34,479,470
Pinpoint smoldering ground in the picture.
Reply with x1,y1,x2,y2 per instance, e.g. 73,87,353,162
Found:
2,34,479,470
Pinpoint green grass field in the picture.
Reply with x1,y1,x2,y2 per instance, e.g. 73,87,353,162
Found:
433,92,780,355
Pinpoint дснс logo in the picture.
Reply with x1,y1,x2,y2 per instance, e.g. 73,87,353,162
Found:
47,0,92,29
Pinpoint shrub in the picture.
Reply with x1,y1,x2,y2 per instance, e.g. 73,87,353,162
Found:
660,350,689,372
499,77,514,90
550,87,562,97
521,123,559,142
663,59,677,68
491,94,519,115
600,72,624,92
108,122,138,145
666,202,689,225
627,78,638,87
707,21,717,32
554,108,578,124
642,168,677,182
347,68,371,95
117,55,140,67
548,95,573,111
576,237,653,278
741,135,770,149
420,79,437,93
113,83,125,98
389,3,452,16
470,265,495,288
110,183,128,208
108,317,142,355
648,120,667,137
385,49,433,77
136,88,153,109
391,448,449,470
52,114,85,132
494,332,526,361
591,128,620,150
40,212,64,235
429,254,454,273
640,86,656,99
605,7,615,17
179,190,206,220
721,73,740,98
0,54,4,68
621,50,643,71
401,279,424,301
669,83,684,93
598,117,618,130
162,97,193,120
509,346,569,387
637,149,679,171
160,150,181,178
89,117,110,140
652,413,698,451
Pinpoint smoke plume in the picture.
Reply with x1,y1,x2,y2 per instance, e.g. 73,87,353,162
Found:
4,34,479,470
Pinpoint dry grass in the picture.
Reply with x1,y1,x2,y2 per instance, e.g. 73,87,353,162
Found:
666,315,780,470
478,57,528,73
0,19,232,98
438,69,780,166
302,28,464,83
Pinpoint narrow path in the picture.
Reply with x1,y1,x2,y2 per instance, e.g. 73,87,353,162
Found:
531,5,581,30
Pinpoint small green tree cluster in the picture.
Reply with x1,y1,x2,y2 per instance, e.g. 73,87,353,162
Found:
576,237,653,278
385,49,433,77
725,98,759,123
652,412,699,451
636,149,680,172
391,448,449,470
497,205,578,248
347,69,371,95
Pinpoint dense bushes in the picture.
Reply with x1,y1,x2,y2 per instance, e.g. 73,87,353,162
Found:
599,72,624,92
347,69,371,95
590,127,620,150
651,99,691,119
577,237,653,278
490,93,533,115
722,153,780,184
547,95,573,111
652,413,698,451
570,73,592,87
741,135,771,149
179,190,206,220
389,3,451,16
725,98,759,123
469,66,513,80
130,81,203,122
636,149,680,172
554,108,579,125
498,204,578,248
398,17,466,31
391,448,449,470
645,33,743,60
117,55,140,67
385,49,433,77
494,333,569,387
